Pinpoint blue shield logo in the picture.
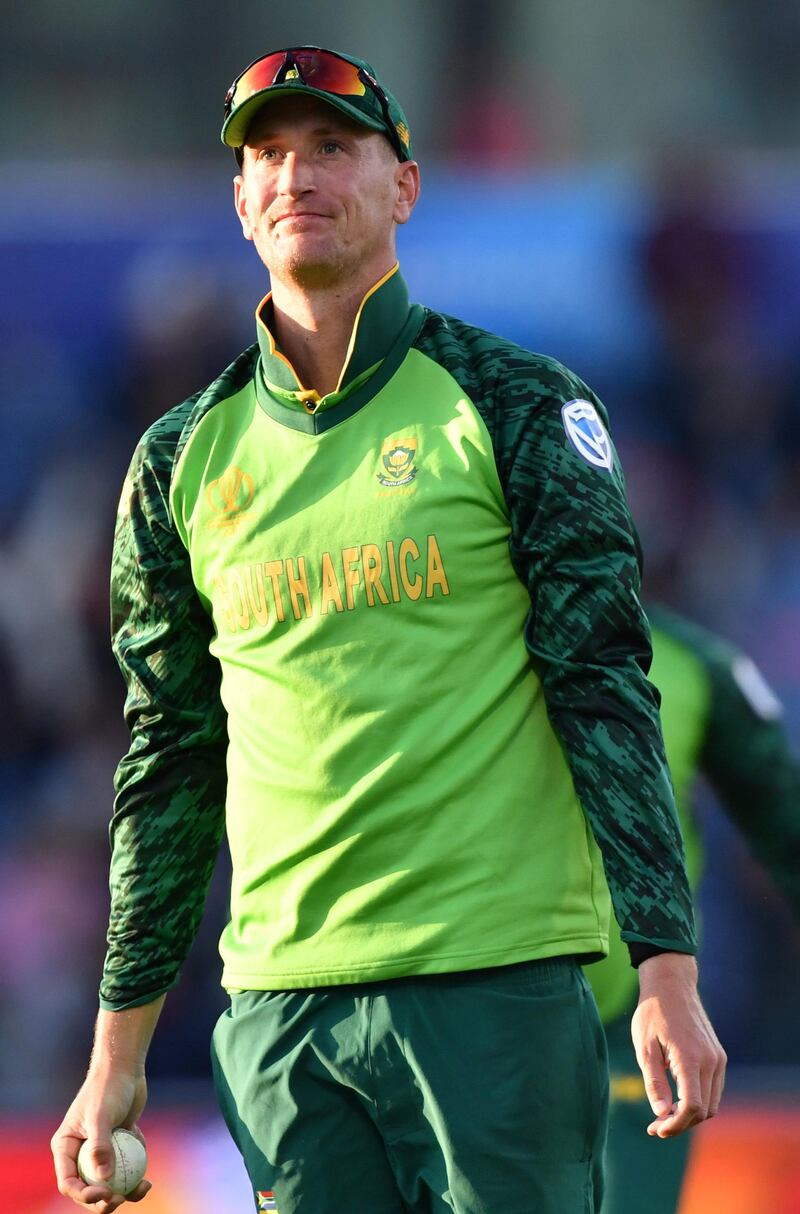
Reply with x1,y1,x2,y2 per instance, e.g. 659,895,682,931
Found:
561,399,614,472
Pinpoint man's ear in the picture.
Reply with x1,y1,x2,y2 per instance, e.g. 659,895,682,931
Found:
234,173,255,242
394,160,421,226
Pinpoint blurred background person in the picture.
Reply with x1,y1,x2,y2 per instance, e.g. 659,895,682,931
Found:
588,604,800,1214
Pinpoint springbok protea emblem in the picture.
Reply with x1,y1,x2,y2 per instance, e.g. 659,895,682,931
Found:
378,437,418,488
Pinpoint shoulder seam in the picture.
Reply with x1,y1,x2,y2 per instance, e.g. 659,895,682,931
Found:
172,344,260,483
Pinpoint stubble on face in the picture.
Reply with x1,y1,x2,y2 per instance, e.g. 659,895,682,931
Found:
268,223,350,293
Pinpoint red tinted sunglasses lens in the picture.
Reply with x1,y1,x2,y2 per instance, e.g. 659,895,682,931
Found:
289,51,366,96
225,52,287,113
225,49,366,115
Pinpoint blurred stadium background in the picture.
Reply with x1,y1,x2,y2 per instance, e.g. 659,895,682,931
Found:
2,2,799,1210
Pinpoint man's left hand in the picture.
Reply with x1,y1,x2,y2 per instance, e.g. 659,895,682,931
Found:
631,952,726,1138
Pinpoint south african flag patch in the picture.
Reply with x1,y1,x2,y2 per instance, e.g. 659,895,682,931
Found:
257,1192,278,1211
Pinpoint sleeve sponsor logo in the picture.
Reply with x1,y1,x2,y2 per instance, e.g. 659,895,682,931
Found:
378,436,418,488
561,399,614,472
206,465,255,529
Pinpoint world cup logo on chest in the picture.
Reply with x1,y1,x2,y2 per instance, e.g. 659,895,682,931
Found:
206,465,255,529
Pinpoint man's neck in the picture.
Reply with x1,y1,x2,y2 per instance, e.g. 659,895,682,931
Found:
270,265,393,398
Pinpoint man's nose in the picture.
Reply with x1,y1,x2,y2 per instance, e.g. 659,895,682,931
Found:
277,152,314,195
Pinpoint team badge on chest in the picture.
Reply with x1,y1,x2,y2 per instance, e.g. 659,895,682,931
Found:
378,436,418,487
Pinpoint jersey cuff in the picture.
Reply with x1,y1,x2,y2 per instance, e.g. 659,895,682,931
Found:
98,982,172,1012
626,942,697,968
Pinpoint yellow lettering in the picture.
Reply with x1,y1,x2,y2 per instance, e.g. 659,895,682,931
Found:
214,575,238,632
217,535,449,629
425,535,450,597
244,564,269,625
320,551,344,614
399,538,422,601
286,556,312,620
341,546,361,610
229,569,251,630
264,560,286,622
385,540,401,603
361,544,389,607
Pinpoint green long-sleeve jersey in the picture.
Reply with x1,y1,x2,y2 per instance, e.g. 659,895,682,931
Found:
588,604,800,1023
100,266,695,1010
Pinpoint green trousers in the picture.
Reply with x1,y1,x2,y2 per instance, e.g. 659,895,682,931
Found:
601,1015,692,1214
211,957,608,1213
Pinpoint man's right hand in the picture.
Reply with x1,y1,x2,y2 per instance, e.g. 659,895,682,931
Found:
52,1000,166,1210
51,1068,151,1211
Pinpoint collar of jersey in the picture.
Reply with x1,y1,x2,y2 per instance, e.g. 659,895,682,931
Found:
257,263,406,404
255,265,424,434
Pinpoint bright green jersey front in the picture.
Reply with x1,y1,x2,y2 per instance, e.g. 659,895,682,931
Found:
101,268,695,1009
173,345,607,988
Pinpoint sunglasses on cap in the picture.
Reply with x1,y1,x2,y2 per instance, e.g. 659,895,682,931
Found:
223,47,408,162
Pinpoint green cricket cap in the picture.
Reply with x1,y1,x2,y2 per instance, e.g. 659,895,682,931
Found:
221,46,413,161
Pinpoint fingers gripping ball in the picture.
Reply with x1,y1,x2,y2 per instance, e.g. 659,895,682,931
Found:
77,1128,147,1196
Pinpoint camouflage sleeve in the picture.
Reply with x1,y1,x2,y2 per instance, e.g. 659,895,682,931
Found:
412,315,696,958
100,407,228,1011
497,361,696,957
699,640,800,915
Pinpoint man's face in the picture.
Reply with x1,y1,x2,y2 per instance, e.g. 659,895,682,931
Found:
233,94,419,290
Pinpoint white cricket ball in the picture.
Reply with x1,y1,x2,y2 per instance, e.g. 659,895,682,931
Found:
77,1128,148,1196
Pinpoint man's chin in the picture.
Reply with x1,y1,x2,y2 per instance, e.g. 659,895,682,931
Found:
272,250,349,290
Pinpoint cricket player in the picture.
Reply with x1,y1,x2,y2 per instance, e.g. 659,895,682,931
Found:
594,605,800,1214
51,46,725,1213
